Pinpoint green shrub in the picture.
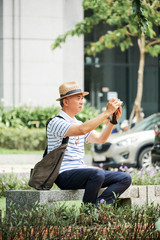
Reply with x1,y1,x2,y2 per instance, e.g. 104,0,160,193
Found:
0,105,60,128
119,165,160,185
0,171,59,198
1,202,160,239
0,103,100,151
77,103,103,130
0,172,32,197
0,126,91,151
0,103,101,129
0,127,46,150
1,166,160,198
76,103,99,121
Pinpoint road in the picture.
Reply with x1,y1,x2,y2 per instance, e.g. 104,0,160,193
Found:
0,154,92,173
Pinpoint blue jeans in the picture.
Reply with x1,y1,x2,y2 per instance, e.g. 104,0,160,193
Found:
55,168,132,205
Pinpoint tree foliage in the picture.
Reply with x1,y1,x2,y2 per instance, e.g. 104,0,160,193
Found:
51,0,160,124
52,0,159,55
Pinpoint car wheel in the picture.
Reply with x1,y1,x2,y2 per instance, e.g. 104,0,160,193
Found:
138,147,152,169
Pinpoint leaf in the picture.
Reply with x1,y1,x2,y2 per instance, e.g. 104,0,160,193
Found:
132,0,148,33
146,44,160,57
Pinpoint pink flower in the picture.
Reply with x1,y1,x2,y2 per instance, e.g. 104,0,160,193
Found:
100,199,105,204
150,171,154,177
124,166,128,170
99,163,104,168
119,166,125,171
128,167,134,172
149,166,154,171
2,182,6,186
21,172,26,176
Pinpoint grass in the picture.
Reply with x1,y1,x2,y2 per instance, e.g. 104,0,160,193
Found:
0,147,91,155
60,200,82,208
0,148,43,155
0,197,6,219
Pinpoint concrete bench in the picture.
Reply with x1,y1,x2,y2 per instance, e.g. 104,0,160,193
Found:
148,185,160,205
6,185,148,213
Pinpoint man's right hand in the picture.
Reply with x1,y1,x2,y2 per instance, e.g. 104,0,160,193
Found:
106,98,122,116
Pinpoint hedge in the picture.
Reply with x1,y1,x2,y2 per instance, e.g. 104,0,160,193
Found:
0,127,92,151
0,103,100,129
1,202,160,239
0,105,60,129
1,166,160,198
0,127,46,150
0,103,100,150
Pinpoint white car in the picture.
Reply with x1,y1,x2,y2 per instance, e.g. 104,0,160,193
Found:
92,113,160,169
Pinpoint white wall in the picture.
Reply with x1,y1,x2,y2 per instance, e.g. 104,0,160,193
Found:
1,0,84,107
0,0,3,100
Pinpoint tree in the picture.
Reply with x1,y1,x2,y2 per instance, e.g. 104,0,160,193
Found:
52,0,160,125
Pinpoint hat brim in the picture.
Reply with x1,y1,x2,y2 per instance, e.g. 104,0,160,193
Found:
56,91,89,101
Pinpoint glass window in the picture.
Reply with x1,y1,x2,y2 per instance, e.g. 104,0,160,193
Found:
84,11,160,118
131,114,160,131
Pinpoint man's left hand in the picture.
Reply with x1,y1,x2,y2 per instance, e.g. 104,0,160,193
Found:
112,106,122,121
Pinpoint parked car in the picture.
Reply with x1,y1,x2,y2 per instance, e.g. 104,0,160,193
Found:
92,113,160,169
151,122,160,166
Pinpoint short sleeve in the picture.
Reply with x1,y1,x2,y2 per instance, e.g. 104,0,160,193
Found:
47,117,71,138
84,131,92,143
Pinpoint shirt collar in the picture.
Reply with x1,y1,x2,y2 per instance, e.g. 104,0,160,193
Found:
58,110,77,123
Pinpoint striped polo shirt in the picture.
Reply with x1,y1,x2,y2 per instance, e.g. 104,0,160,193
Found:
47,110,91,174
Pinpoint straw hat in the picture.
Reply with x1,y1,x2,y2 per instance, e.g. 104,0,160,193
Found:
56,81,89,101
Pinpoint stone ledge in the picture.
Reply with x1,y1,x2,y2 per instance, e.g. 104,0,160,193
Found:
48,190,85,202
120,185,147,207
148,185,160,205
6,185,148,213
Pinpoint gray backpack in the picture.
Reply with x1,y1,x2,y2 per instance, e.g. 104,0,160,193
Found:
28,116,68,190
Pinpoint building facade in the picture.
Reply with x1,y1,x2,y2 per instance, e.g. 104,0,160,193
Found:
84,22,160,119
0,0,84,107
0,1,160,120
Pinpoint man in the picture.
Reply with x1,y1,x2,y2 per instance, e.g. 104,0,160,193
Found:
47,81,131,205
120,120,129,132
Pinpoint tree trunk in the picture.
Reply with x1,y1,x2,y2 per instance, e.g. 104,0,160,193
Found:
129,34,145,127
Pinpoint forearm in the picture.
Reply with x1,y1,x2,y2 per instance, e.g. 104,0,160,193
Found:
66,110,112,137
98,122,115,144
65,98,121,137
87,121,115,144
79,110,112,135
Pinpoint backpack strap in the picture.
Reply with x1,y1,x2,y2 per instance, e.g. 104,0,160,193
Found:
43,115,68,158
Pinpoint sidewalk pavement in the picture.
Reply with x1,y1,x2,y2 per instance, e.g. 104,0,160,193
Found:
0,154,92,173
